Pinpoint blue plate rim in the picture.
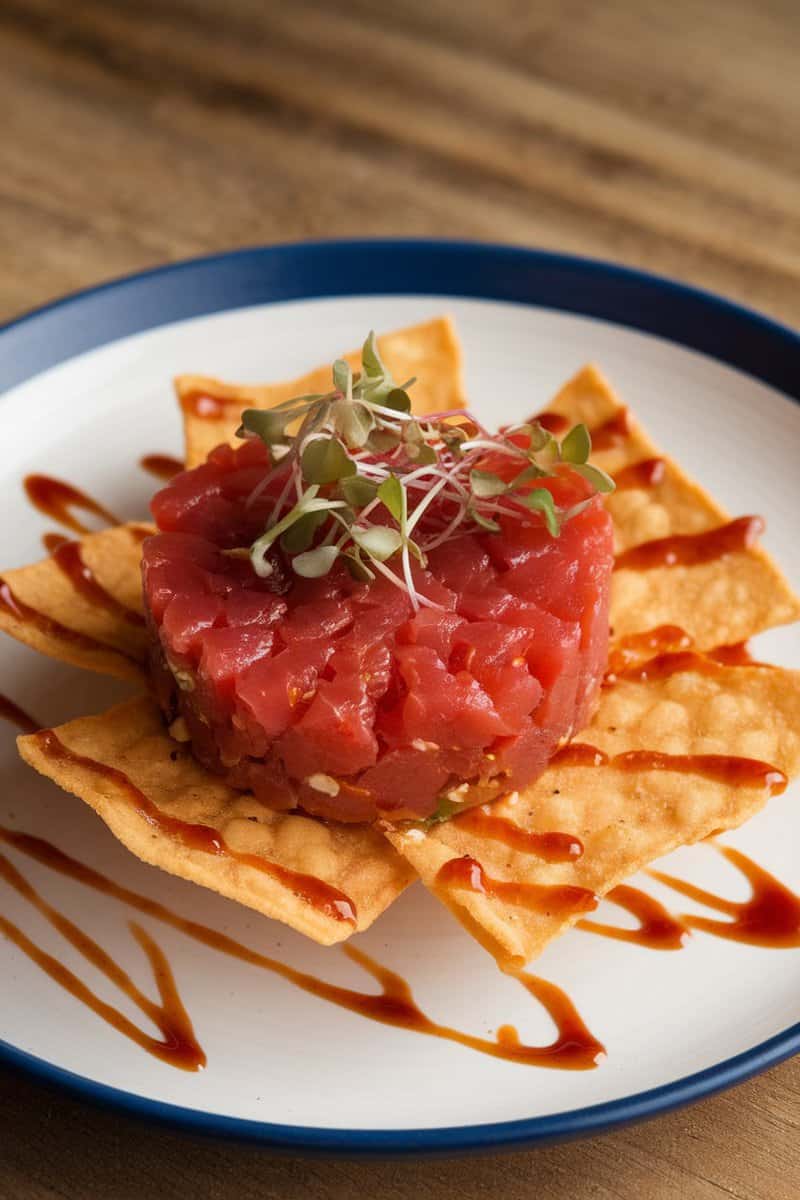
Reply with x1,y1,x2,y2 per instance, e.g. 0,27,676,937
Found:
1,237,799,1154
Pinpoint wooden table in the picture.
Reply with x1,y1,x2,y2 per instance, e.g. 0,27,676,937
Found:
2,2,798,1196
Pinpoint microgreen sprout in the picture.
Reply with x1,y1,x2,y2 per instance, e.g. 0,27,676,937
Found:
236,334,615,604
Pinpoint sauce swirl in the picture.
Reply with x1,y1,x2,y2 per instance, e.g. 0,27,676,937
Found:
651,845,800,948
0,827,604,1070
436,855,597,918
31,729,357,925
0,848,204,1071
24,475,120,534
614,516,764,571
579,884,688,950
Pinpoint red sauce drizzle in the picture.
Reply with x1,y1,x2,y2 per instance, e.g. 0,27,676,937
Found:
0,695,39,734
535,408,631,450
607,628,767,683
607,625,693,676
140,454,184,481
179,389,232,419
553,742,610,768
534,411,569,435
31,729,357,925
0,828,603,1070
436,854,598,918
651,845,800,948
614,457,666,491
24,475,120,534
590,409,632,451
42,532,70,555
579,884,689,950
615,516,764,570
615,750,786,793
553,742,786,794
50,540,144,626
707,642,766,668
0,847,203,1070
613,649,730,684
454,807,583,863
0,579,126,660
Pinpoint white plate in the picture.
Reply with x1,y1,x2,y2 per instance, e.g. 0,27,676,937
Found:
1,242,798,1153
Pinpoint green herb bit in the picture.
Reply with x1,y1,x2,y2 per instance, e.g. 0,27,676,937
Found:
560,423,592,465
301,436,357,485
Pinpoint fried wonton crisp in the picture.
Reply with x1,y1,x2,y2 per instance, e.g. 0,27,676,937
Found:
178,316,465,468
18,697,415,945
0,524,152,682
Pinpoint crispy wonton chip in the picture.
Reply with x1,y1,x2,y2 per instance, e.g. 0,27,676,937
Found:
544,366,800,648
178,316,465,468
0,524,152,682
388,662,800,969
18,697,414,945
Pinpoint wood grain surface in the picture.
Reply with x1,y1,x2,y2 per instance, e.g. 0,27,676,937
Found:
1,1,799,1197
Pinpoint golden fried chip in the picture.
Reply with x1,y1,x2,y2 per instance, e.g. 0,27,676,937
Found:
18,697,415,945
0,524,151,682
388,660,800,969
543,366,800,648
179,316,465,468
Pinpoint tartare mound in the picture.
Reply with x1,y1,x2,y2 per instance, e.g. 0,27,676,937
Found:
143,437,613,823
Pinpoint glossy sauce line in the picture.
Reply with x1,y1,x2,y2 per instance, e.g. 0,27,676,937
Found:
140,454,184,481
534,412,569,435
607,625,694,676
453,806,583,863
578,884,689,950
436,855,598,918
532,409,632,452
650,845,800,948
614,516,764,570
590,409,632,451
30,729,357,925
614,458,666,491
0,695,40,734
0,849,203,1070
24,475,120,534
179,389,232,419
42,532,70,555
0,828,604,1070
607,626,764,678
50,540,144,626
0,580,132,662
553,742,786,794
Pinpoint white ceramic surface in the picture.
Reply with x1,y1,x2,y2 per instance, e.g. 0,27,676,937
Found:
1,294,799,1135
